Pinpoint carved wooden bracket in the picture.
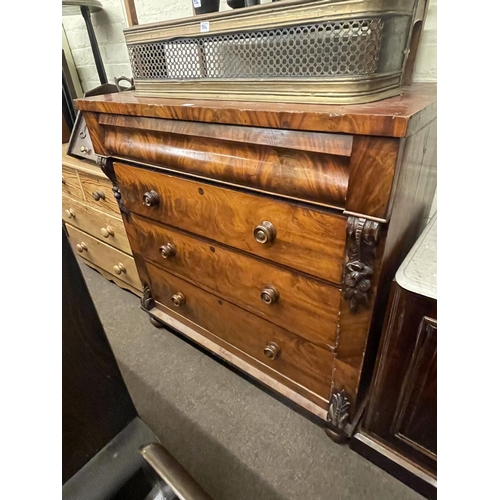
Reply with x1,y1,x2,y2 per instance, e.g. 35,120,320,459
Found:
141,284,154,310
96,155,130,222
342,216,380,313
327,389,350,430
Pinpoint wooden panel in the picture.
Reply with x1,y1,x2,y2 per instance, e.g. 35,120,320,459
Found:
102,125,349,209
62,229,136,482
346,136,400,220
62,196,132,254
115,162,347,283
363,284,437,476
75,83,437,138
100,114,354,157
133,214,340,346
66,225,141,290
79,170,121,215
62,166,85,202
80,258,141,296
146,262,334,406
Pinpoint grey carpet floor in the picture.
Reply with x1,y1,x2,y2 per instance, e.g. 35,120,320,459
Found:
80,261,424,500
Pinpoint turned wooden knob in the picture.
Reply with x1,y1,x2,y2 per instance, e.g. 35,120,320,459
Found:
76,242,87,253
260,286,280,305
171,292,186,307
264,342,280,360
113,263,126,275
92,190,105,201
253,221,276,244
143,190,159,207
65,208,75,218
100,226,114,238
160,243,177,259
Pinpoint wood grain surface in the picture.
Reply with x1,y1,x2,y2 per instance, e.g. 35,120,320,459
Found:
115,162,347,283
363,284,437,477
99,114,354,157
132,214,341,346
75,83,437,138
62,166,85,202
66,225,141,290
346,136,400,220
146,262,334,405
62,196,132,254
102,125,349,209
79,170,121,216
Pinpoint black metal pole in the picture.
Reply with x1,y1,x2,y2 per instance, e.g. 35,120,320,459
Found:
80,5,107,84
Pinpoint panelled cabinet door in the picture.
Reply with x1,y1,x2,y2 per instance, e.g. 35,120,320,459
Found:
363,284,437,475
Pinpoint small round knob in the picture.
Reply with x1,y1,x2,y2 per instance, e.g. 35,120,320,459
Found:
76,242,87,253
260,286,280,305
113,263,126,275
80,145,90,154
264,342,281,360
100,226,114,238
143,190,159,207
160,243,177,259
171,292,186,307
65,208,75,218
253,221,276,244
92,190,105,201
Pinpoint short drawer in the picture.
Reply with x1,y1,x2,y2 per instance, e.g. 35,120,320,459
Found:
79,170,121,215
62,196,131,254
115,162,346,284
66,225,140,290
62,166,84,202
146,262,333,404
134,214,340,347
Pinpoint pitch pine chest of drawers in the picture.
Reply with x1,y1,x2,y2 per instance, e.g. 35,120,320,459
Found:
62,145,141,295
76,83,437,440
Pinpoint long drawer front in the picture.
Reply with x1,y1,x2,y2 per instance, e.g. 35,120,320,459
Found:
115,162,347,284
133,214,340,347
66,225,141,290
62,196,131,254
146,262,334,406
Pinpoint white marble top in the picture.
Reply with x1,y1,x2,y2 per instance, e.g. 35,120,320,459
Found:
396,214,437,300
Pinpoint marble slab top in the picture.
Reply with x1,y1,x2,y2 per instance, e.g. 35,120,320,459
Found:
396,214,437,300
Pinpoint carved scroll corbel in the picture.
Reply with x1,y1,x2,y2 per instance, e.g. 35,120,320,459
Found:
96,155,130,222
327,389,350,430
141,284,154,310
342,216,380,314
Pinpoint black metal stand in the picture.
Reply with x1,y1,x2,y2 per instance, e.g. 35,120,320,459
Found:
80,5,107,84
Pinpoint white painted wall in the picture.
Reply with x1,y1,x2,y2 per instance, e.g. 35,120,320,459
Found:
62,0,437,92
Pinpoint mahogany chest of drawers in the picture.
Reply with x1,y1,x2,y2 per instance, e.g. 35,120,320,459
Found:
62,145,141,295
76,83,437,440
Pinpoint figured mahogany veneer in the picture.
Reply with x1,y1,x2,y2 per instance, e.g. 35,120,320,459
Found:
76,84,437,439
132,214,341,346
147,262,334,406
114,162,347,284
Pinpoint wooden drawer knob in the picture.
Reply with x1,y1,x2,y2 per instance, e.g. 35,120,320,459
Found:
143,190,159,207
253,221,276,244
113,263,126,275
260,286,279,305
101,226,115,238
171,292,186,307
92,190,105,201
160,243,177,259
65,208,75,218
76,242,87,253
264,342,280,360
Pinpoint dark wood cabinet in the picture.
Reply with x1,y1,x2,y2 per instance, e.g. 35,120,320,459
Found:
351,216,437,498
